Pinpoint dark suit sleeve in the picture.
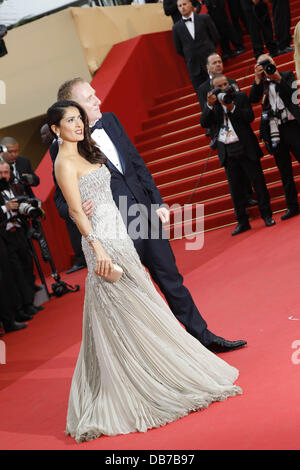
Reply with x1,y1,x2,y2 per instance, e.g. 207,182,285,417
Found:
200,104,217,128
249,80,264,103
197,82,209,112
228,92,254,124
172,23,184,57
18,157,40,186
111,113,164,206
204,14,219,46
276,71,297,103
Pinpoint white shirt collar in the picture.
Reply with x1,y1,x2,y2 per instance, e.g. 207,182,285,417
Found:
182,12,194,22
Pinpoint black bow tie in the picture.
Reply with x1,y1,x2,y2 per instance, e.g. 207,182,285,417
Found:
90,119,103,134
183,18,192,22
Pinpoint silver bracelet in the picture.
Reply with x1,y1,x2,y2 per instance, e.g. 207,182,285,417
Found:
85,231,98,243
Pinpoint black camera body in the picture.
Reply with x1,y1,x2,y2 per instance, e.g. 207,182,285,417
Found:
259,59,277,75
14,195,43,219
210,84,237,104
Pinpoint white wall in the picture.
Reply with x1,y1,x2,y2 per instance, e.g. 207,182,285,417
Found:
0,0,80,26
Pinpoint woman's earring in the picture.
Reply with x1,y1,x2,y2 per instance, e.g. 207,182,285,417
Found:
57,134,63,145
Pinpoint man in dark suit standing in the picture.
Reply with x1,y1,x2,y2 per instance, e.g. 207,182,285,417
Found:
172,0,219,91
240,0,279,59
48,77,247,353
270,0,293,55
203,0,245,61
197,52,257,208
249,54,300,221
0,137,40,198
200,73,275,235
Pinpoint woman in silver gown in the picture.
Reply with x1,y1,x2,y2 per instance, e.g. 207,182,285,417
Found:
47,100,242,443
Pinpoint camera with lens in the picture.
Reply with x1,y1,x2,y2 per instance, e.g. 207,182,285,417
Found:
20,174,35,186
258,59,277,75
14,195,43,218
210,84,237,104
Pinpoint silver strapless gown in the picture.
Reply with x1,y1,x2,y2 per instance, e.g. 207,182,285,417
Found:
65,165,242,443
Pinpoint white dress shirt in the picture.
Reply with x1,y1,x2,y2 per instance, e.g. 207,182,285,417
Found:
91,128,124,174
182,12,195,39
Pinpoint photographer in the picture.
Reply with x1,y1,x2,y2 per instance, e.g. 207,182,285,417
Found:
197,53,257,208
0,136,40,198
0,161,39,318
249,54,300,221
200,73,275,235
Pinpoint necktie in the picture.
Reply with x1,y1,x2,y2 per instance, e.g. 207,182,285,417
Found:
90,119,103,134
183,18,192,22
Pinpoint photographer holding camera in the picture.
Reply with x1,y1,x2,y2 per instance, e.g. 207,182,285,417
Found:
0,160,40,319
249,54,300,221
200,73,275,235
0,136,40,198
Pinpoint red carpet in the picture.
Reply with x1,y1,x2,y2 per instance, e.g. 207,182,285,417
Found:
1,213,300,450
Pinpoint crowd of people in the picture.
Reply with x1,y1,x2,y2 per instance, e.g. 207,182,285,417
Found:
0,138,43,337
170,0,300,235
169,0,293,91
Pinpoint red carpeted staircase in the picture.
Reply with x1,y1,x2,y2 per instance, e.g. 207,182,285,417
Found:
134,0,300,239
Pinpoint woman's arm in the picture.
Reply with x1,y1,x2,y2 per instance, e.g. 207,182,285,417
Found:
55,159,113,277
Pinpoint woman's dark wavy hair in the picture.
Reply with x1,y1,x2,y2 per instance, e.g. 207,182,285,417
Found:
46,100,109,167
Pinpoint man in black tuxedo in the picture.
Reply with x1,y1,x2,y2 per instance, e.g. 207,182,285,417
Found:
0,137,40,198
197,52,257,208
163,0,201,24
48,77,247,353
270,0,292,55
172,0,219,91
249,54,300,221
203,0,245,61
240,0,279,59
200,73,275,235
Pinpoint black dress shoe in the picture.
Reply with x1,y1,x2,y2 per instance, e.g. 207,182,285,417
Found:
231,222,251,236
278,46,294,55
281,208,300,221
16,312,33,322
233,47,246,56
25,304,40,316
33,305,44,312
66,264,86,274
264,217,276,227
246,198,258,207
4,321,28,333
270,49,281,58
206,336,247,353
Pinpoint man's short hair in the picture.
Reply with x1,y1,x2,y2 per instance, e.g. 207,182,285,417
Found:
0,136,18,147
0,160,9,168
211,73,227,88
57,77,85,101
206,52,220,65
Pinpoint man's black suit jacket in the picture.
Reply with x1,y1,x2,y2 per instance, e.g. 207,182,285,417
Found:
13,156,40,198
249,71,300,151
200,91,263,166
50,112,164,229
172,14,219,79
